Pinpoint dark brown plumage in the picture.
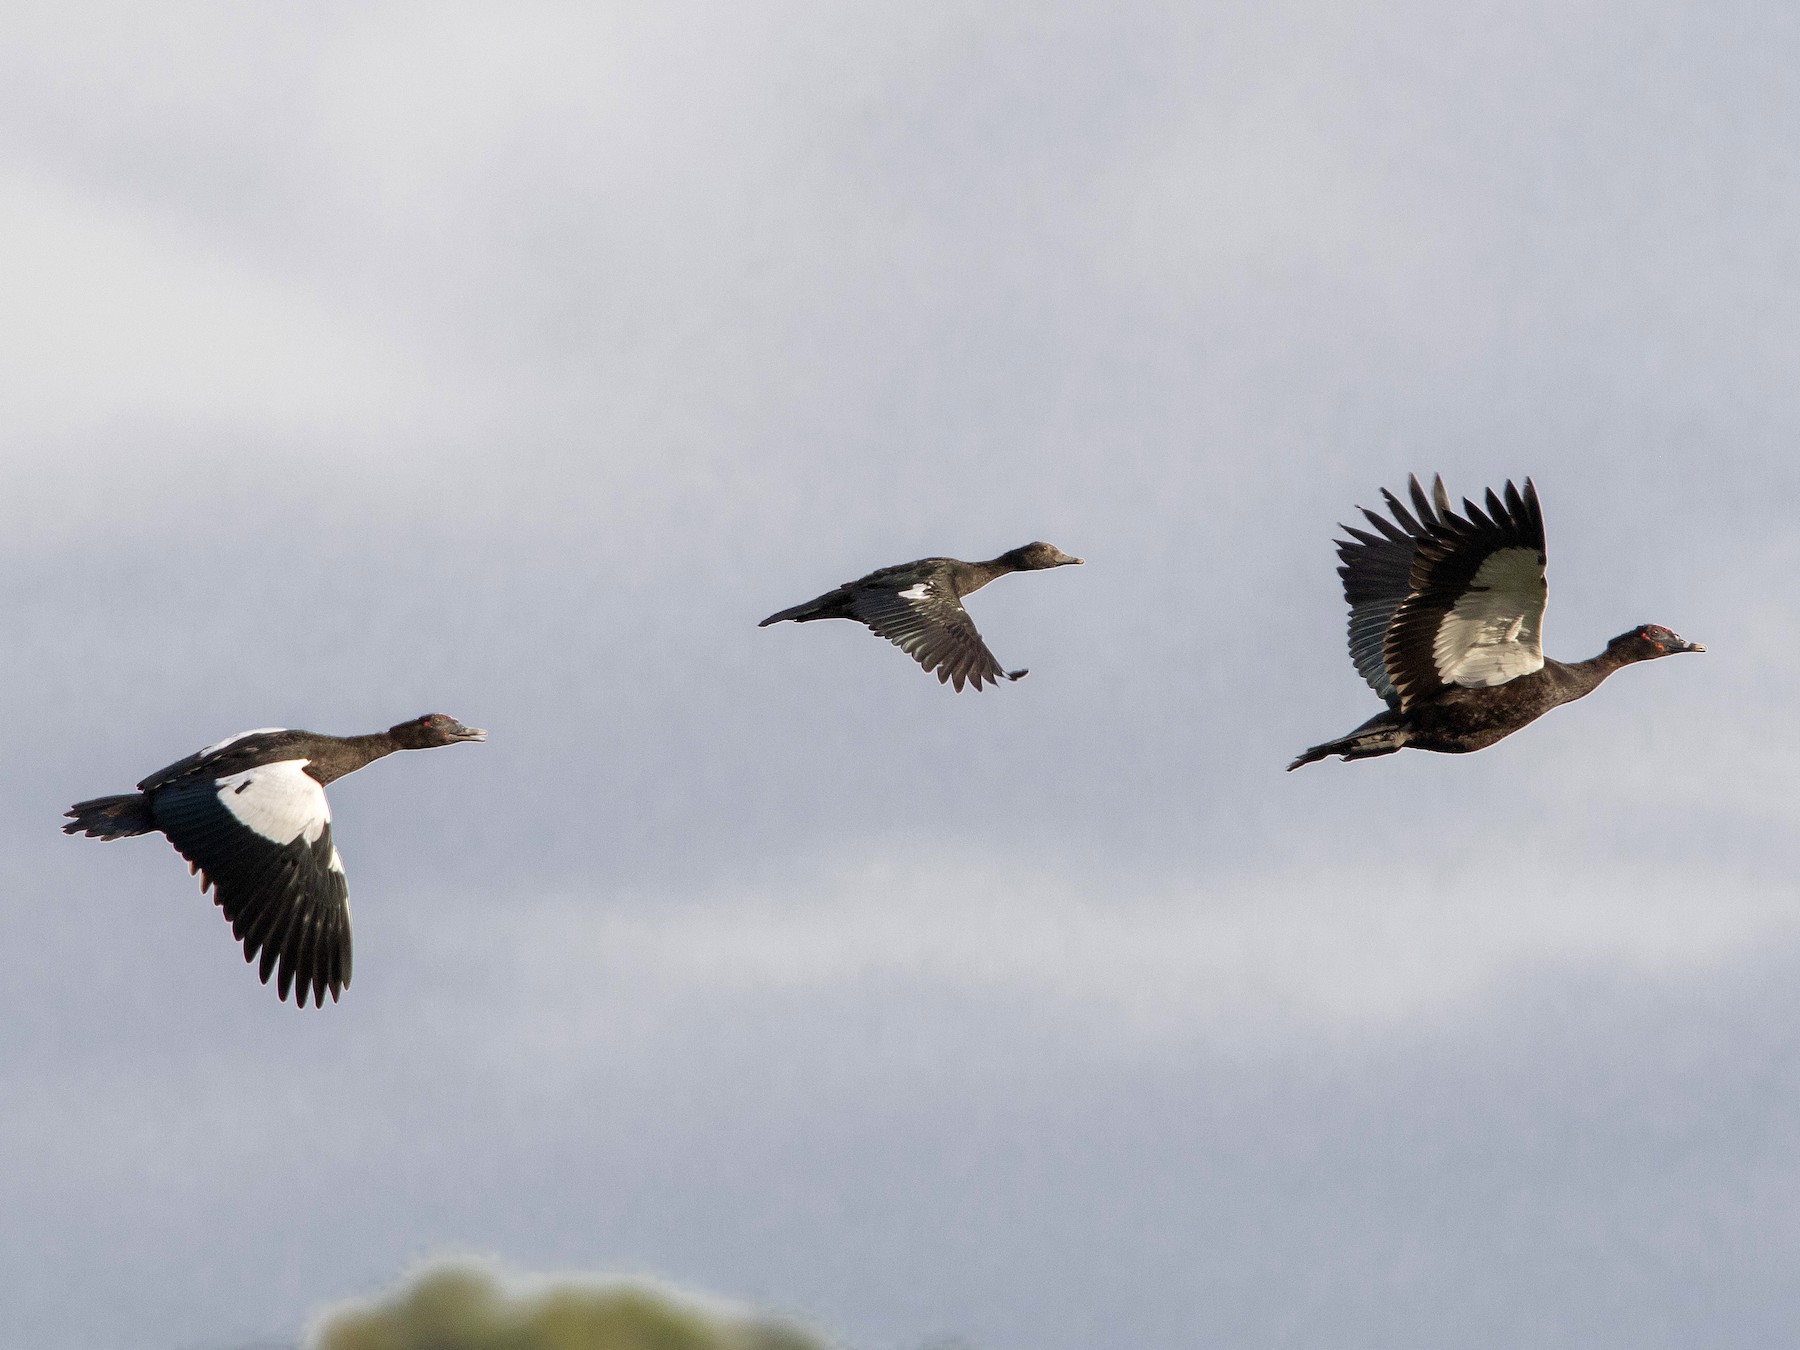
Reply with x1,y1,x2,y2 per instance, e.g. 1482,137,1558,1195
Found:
1290,475,1702,769
759,542,1083,691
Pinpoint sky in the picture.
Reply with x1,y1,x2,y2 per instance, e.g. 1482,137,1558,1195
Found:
2,3,1798,1347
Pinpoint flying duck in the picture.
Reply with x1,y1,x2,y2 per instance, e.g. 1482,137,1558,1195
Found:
1289,476,1702,769
759,542,1084,691
63,714,486,1006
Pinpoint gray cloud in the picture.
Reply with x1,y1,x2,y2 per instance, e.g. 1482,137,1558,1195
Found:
3,3,1797,1348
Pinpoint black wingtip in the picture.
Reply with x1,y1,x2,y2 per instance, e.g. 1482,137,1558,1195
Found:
1522,476,1544,539
1380,487,1423,535
1005,668,1028,681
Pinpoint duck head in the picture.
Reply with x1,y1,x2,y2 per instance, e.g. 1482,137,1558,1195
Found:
389,713,488,748
1000,542,1084,570
1608,624,1705,662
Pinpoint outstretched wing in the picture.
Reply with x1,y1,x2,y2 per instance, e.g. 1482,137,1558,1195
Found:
1335,483,1439,706
849,578,1021,692
1383,476,1547,708
150,760,352,1008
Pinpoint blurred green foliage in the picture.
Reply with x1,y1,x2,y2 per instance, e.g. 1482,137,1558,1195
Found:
314,1263,830,1350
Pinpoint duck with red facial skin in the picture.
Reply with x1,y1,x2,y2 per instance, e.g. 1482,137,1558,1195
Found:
1290,476,1702,769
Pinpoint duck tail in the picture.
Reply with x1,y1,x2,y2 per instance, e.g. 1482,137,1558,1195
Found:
758,589,850,626
1287,711,1409,771
63,793,155,839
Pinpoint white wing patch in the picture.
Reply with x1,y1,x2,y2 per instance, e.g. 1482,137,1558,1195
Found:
898,583,932,601
1432,546,1547,686
214,759,331,845
200,727,287,758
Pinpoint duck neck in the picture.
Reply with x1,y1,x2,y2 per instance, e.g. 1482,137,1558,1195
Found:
1554,646,1633,702
308,732,401,785
953,556,1019,596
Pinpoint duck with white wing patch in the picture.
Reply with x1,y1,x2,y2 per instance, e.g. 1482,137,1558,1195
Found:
759,542,1084,692
64,713,485,1007
1289,475,1702,769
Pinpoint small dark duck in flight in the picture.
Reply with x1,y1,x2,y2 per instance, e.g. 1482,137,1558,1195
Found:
1290,476,1701,769
760,541,1083,691
64,714,486,1006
